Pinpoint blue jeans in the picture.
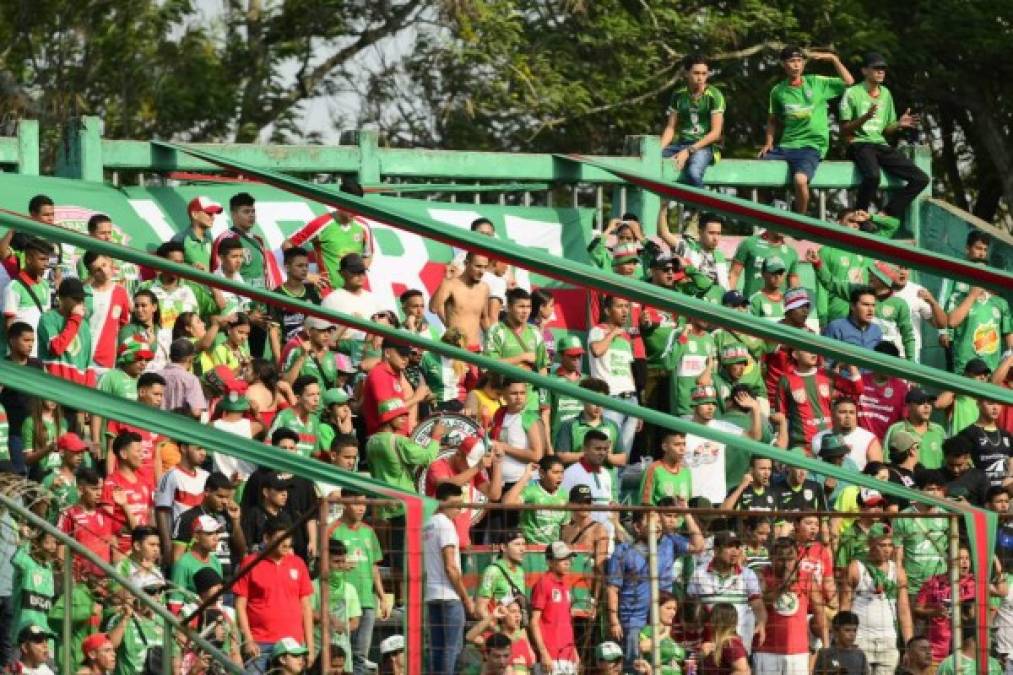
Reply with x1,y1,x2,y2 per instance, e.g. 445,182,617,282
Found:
623,620,647,672
351,607,375,675
244,641,275,675
604,393,639,455
662,142,714,187
427,600,465,675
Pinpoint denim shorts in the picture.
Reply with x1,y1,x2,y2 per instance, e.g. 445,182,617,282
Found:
763,146,821,181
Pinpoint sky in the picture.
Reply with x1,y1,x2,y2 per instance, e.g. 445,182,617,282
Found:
193,0,418,144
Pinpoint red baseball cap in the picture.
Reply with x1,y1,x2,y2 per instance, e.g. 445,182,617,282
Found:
81,632,111,658
57,432,89,454
187,196,223,216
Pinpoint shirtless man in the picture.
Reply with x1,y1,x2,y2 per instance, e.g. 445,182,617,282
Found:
430,252,490,349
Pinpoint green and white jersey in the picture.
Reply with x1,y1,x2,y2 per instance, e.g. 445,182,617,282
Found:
892,507,948,593
748,291,785,322
484,321,548,371
1,275,50,356
667,85,726,144
545,370,584,442
935,653,1003,675
642,309,682,368
284,347,339,390
330,522,382,610
639,625,686,675
137,279,198,331
418,351,462,404
268,408,323,457
587,325,635,395
317,220,372,290
663,328,717,416
768,74,848,156
883,420,946,470
555,415,620,454
311,573,361,672
518,482,568,544
41,471,79,521
818,245,869,322
22,416,69,475
639,461,692,506
103,611,163,675
476,560,525,603
943,286,1012,374
171,227,213,269
98,368,138,401
0,402,9,463
731,235,799,298
839,83,897,146
872,295,917,362
10,545,54,640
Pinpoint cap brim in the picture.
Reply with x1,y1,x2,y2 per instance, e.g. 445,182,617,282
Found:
561,348,585,356
612,256,638,266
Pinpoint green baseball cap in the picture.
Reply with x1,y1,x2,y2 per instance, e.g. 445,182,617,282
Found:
762,256,787,273
272,637,309,657
322,388,351,407
691,385,719,405
218,392,251,413
720,345,750,365
596,641,623,663
611,242,639,266
557,335,584,357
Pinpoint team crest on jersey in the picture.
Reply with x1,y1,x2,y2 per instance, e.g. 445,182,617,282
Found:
818,383,830,398
804,489,814,502
774,591,800,616
552,589,562,602
792,388,806,403
688,341,697,354
32,572,44,587
290,568,299,580
686,442,721,467
763,304,772,314
882,306,894,318
354,233,362,242
884,387,893,398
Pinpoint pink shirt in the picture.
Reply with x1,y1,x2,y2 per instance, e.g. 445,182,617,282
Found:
858,374,908,440
917,573,975,660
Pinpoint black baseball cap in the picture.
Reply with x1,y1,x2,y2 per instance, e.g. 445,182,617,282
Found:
905,388,935,405
650,254,679,269
339,253,367,274
18,624,54,643
780,45,805,61
265,471,293,491
713,530,743,548
721,290,748,308
569,484,593,504
863,52,888,68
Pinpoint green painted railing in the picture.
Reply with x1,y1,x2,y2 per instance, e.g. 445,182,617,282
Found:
0,120,39,175
146,141,1013,406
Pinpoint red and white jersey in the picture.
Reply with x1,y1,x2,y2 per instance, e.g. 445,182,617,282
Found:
155,466,209,525
103,470,154,552
87,283,131,369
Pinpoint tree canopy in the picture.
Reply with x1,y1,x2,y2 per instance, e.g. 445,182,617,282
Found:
0,0,1008,227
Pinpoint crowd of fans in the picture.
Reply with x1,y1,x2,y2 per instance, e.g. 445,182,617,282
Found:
0,46,1010,675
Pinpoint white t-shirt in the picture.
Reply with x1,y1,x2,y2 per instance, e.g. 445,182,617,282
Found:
482,271,507,304
561,461,614,538
686,564,761,652
321,288,381,341
586,325,635,396
211,418,258,480
155,466,210,525
684,418,743,504
894,281,935,362
812,427,876,471
497,411,530,484
423,512,461,602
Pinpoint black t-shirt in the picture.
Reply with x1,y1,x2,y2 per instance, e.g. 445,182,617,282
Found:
771,477,827,513
940,466,989,506
887,464,921,510
241,468,318,560
730,484,776,511
958,424,1013,488
0,357,42,436
270,283,323,343
813,646,868,675
174,505,237,577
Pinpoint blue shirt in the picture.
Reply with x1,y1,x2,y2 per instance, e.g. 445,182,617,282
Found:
605,533,690,625
823,316,883,352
